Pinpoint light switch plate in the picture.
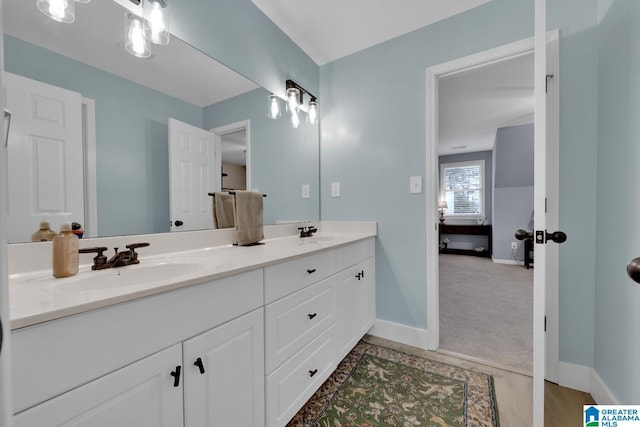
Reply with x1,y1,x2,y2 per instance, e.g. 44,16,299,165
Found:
410,176,422,194
331,182,341,197
302,184,310,199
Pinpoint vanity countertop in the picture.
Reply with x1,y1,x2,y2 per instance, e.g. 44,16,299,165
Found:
9,229,376,330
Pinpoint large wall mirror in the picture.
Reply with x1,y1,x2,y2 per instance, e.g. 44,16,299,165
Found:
3,0,320,243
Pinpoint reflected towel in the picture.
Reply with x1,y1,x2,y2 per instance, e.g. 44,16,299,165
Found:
212,192,235,229
233,190,264,245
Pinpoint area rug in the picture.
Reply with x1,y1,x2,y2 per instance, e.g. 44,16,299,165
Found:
287,340,499,427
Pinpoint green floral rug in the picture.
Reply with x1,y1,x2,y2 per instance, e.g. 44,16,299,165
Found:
287,340,499,427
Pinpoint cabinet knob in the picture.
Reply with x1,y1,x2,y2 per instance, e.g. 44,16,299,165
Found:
307,268,317,274
356,272,362,280
194,357,206,375
170,365,182,387
308,313,317,320
309,369,318,377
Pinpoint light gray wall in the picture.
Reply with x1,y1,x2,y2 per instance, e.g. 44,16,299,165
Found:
595,0,640,403
493,124,534,261
320,0,599,370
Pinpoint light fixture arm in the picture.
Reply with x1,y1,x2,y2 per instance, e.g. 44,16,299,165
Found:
286,79,317,107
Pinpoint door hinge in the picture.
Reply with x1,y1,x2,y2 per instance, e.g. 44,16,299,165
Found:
544,316,547,332
545,197,548,214
546,74,554,93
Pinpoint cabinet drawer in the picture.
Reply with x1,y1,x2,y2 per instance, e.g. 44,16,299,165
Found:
264,250,335,304
266,325,336,427
265,276,337,373
335,238,375,271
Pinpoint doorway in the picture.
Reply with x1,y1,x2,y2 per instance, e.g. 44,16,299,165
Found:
425,32,560,378
211,120,251,192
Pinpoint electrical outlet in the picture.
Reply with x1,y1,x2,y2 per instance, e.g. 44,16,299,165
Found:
511,242,518,250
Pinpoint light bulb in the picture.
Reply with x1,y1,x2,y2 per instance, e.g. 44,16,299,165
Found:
37,0,75,23
268,94,281,119
308,99,318,124
125,13,151,58
290,110,300,129
286,87,300,113
144,0,170,45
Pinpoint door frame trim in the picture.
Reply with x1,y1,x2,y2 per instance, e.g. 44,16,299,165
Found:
425,31,560,380
210,120,251,191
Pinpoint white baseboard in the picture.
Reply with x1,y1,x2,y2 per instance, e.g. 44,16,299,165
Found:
368,319,430,350
558,362,619,404
559,361,591,392
590,369,619,404
492,258,524,265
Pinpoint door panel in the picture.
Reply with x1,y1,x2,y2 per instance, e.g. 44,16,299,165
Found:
4,72,84,242
168,118,218,232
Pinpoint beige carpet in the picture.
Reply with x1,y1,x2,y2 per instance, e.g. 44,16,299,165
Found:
439,254,533,373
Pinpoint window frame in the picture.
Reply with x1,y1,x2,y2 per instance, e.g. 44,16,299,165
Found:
439,159,485,220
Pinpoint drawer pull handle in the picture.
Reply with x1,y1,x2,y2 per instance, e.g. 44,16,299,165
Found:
194,357,206,375
309,369,318,377
170,365,182,387
307,269,317,274
308,313,317,320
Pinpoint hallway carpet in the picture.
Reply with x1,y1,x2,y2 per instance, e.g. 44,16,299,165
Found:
439,254,533,373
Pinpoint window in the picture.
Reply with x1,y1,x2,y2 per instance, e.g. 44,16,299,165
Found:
440,160,485,218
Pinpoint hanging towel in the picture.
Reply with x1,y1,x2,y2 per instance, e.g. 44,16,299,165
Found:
212,192,236,229
233,190,264,245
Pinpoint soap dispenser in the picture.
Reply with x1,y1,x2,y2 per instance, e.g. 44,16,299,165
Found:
53,222,79,278
32,220,57,242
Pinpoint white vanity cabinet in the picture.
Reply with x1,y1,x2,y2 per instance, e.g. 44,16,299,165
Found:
183,308,264,427
14,343,185,427
264,237,375,427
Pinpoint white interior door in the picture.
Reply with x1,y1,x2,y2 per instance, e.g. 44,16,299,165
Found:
168,118,218,232
4,72,84,242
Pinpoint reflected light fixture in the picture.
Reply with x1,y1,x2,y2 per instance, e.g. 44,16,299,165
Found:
143,0,170,45
74,0,91,3
36,0,75,23
438,200,448,223
125,12,151,58
307,98,318,124
267,94,281,119
271,79,319,129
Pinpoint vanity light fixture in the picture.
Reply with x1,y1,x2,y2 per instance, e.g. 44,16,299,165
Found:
271,79,319,128
36,0,75,23
143,0,169,45
267,94,281,119
125,12,151,58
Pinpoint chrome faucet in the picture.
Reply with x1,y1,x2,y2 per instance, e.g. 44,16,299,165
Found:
80,243,150,270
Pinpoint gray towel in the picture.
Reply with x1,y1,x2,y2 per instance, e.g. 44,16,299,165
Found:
233,191,264,245
212,192,235,229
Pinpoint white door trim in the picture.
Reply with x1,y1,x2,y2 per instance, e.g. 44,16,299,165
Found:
210,120,251,191
426,36,537,351
81,97,98,238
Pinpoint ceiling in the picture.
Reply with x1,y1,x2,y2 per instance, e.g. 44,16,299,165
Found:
250,0,491,65
4,0,258,107
250,0,534,155
438,52,535,156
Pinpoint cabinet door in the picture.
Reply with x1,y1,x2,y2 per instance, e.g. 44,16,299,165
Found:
336,258,375,361
183,308,265,427
14,344,184,427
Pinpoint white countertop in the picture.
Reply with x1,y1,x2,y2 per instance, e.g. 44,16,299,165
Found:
9,228,376,330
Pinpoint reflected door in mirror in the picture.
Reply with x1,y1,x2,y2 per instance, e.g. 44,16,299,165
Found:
5,72,85,243
168,118,219,232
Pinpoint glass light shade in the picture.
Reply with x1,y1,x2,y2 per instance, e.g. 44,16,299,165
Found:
37,0,75,23
438,201,448,210
286,87,300,113
290,110,300,129
307,99,318,124
267,94,281,119
125,13,151,58
143,0,170,45
74,0,91,3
